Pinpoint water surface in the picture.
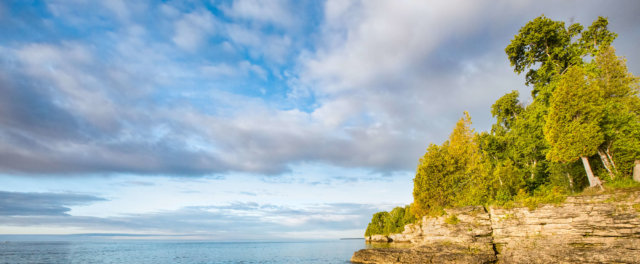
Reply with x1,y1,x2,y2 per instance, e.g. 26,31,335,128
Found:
0,240,367,264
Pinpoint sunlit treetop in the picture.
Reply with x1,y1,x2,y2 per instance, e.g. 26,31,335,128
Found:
505,15,617,99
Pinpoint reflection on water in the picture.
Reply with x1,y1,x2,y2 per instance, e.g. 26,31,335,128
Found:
0,240,367,264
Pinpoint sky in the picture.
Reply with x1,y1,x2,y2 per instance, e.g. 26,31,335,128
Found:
0,0,639,241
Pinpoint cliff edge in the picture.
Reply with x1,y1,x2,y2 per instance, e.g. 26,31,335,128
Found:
352,189,640,264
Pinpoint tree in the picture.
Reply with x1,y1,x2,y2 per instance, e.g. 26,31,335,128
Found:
479,91,523,166
591,46,640,178
413,142,452,217
491,90,524,131
413,112,492,217
506,15,617,103
511,100,551,188
505,15,583,100
365,211,390,237
364,206,417,237
580,17,617,55
483,90,550,190
544,66,604,187
507,16,618,189
385,207,407,234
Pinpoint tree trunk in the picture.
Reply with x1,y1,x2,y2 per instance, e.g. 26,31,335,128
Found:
605,146,617,172
597,149,614,179
633,160,640,183
530,160,537,180
566,173,574,193
580,156,602,188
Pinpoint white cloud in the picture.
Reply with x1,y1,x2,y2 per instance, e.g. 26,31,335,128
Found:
172,10,217,51
222,0,295,29
226,24,292,63
2,0,639,177
293,0,533,149
159,3,180,18
201,63,238,78
101,0,130,22
15,43,119,131
200,61,267,80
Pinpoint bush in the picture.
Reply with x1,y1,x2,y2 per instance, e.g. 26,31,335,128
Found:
604,177,640,189
364,205,416,237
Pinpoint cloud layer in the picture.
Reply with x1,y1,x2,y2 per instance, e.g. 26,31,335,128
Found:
0,191,105,216
0,191,383,239
0,0,638,178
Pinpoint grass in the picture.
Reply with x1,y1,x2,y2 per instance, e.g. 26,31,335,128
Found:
445,214,460,225
496,185,567,210
604,192,631,203
500,213,516,221
603,178,640,189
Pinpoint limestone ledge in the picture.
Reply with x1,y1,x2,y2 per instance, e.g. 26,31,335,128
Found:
353,190,640,264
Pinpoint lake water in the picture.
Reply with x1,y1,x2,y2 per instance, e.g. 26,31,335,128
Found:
0,240,367,264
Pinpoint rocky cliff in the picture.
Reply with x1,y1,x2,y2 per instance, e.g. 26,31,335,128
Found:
352,189,640,264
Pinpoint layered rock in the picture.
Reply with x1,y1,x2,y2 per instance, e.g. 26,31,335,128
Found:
352,190,640,264
490,190,640,263
355,206,497,264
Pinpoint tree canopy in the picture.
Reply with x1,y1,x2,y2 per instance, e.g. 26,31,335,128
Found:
365,15,639,236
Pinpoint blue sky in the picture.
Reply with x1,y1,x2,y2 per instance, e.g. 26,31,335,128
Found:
1,0,639,240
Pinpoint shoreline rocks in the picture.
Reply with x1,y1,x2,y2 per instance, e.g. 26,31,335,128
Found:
352,189,640,264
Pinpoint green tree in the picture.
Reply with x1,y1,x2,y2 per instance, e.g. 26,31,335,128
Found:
491,90,524,131
511,100,551,188
482,90,550,191
544,66,604,187
413,142,452,217
402,205,416,225
413,112,493,217
505,15,583,100
364,211,390,237
580,17,617,55
385,207,406,234
364,206,416,237
478,91,523,168
506,15,617,103
590,46,640,178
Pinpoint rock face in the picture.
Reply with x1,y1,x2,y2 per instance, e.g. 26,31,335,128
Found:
355,206,497,264
491,190,640,264
352,190,640,264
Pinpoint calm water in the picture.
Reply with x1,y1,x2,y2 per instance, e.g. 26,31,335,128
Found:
0,240,367,264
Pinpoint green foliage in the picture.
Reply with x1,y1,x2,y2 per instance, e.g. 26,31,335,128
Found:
444,214,460,225
401,205,417,225
406,16,638,222
413,112,496,217
493,160,525,198
592,46,640,177
505,16,579,90
498,185,567,210
519,185,567,210
580,17,617,55
364,205,416,237
491,90,523,130
544,65,604,163
604,178,640,189
364,211,390,237
505,15,617,101
547,161,589,193
366,16,638,236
